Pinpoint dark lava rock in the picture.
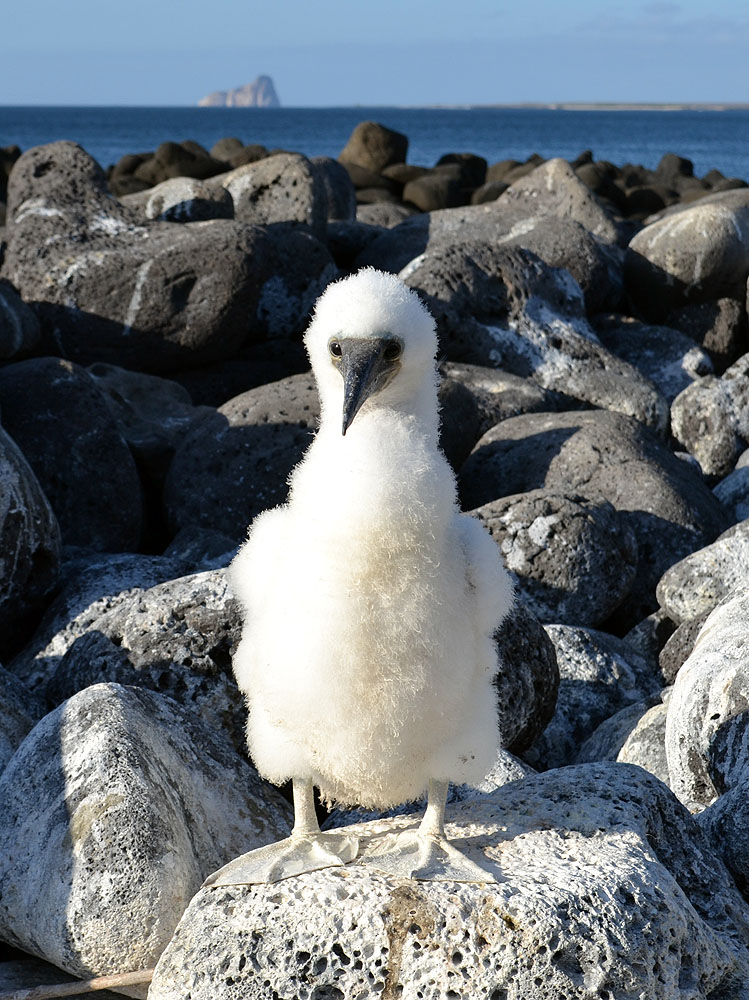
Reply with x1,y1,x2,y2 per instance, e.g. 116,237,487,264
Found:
311,156,356,222
459,409,730,623
338,121,408,173
659,612,710,685
525,625,661,770
497,216,625,315
472,490,638,628
494,600,559,754
592,314,713,403
403,171,465,212
0,279,40,359
164,373,320,544
4,142,321,373
402,242,668,432
0,426,60,660
665,297,748,374
0,357,143,552
141,177,234,222
218,153,329,237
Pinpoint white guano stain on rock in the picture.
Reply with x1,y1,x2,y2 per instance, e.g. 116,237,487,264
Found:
122,259,154,336
13,198,65,225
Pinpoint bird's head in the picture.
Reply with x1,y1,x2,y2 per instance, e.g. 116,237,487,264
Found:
305,268,438,435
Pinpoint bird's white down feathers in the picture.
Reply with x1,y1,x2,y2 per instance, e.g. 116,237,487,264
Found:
230,268,514,808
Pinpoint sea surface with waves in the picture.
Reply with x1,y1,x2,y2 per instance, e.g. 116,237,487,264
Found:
1,105,748,179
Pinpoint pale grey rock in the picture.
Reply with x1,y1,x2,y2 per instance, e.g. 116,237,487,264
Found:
0,425,61,660
9,551,189,692
217,153,327,236
164,373,320,544
47,569,246,752
671,373,749,477
0,683,292,980
0,664,45,773
324,748,535,829
713,465,749,521
150,764,749,1000
525,625,661,770
593,314,713,403
626,193,749,313
666,589,749,809
143,176,234,222
355,201,413,227
0,277,40,359
402,243,668,433
618,700,670,785
460,409,729,627
575,699,654,764
472,490,638,627
656,520,749,624
738,447,749,469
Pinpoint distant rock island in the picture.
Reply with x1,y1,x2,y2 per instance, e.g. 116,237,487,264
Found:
198,75,280,108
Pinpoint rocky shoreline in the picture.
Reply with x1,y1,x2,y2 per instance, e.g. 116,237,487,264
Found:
1,120,749,998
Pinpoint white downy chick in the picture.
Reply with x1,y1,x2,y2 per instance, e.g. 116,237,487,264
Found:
207,267,514,887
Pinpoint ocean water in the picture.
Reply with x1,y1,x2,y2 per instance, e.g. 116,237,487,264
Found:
1,105,748,180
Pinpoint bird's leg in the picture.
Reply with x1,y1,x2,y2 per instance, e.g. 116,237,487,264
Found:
203,778,359,887
358,779,497,883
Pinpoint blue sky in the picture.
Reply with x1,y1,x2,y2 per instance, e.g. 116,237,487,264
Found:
1,0,748,105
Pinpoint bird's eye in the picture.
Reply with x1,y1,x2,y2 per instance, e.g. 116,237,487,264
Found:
329,340,342,359
383,339,402,361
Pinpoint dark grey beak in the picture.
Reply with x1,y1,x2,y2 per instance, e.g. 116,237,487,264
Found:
340,338,400,435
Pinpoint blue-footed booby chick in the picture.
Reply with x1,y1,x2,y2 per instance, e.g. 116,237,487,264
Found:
205,268,513,887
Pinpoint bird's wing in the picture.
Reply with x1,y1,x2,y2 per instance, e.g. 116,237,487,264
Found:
227,504,291,615
455,512,515,636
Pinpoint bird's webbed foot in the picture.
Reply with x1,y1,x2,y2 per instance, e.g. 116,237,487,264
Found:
203,831,360,887
359,828,497,883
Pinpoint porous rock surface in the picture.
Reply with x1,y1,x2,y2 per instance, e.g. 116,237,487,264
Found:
525,625,661,770
472,490,638,627
164,372,320,543
617,700,670,784
713,465,749,521
492,600,559,754
0,357,143,552
47,568,246,752
0,424,61,658
459,409,729,622
656,520,749,624
666,588,749,810
149,764,749,1000
9,551,189,692
402,243,668,432
142,176,234,222
0,683,292,980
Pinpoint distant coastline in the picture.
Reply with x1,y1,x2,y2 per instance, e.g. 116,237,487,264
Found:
446,102,749,112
